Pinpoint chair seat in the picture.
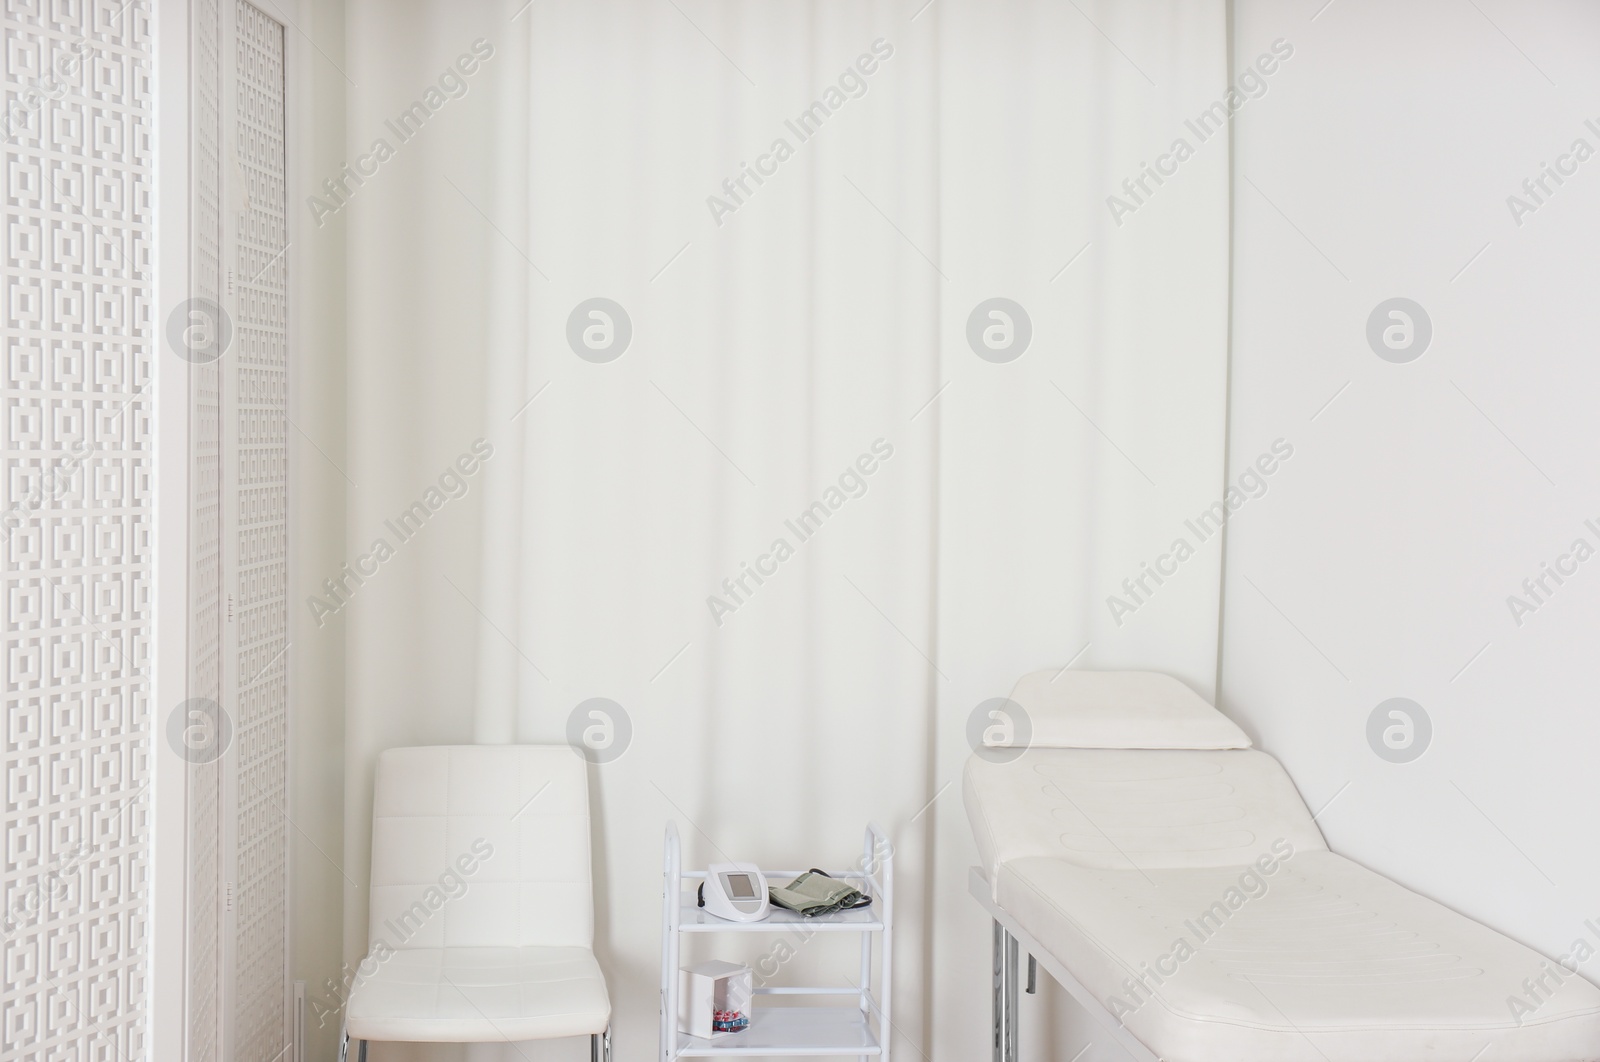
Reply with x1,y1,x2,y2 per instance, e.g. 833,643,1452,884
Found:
346,946,611,1043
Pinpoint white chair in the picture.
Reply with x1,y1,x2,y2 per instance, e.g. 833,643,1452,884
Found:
340,745,612,1061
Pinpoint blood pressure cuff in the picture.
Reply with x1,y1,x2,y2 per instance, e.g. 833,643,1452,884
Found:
768,870,871,917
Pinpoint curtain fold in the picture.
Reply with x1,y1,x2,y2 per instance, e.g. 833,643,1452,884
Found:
340,3,1226,1059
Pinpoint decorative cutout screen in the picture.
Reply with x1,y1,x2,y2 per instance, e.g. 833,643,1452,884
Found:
227,5,288,1060
1,1,155,1059
185,2,289,1060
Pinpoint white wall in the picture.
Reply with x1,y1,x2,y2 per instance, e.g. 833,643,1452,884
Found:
1222,0,1600,991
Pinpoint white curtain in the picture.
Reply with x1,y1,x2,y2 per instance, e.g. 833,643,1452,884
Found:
337,3,1227,1060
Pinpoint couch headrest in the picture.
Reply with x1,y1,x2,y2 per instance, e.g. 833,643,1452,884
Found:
999,669,1251,749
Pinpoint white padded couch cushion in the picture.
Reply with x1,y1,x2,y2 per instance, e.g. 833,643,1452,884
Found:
998,851,1600,1062
345,946,610,1042
1007,669,1251,749
963,748,1329,882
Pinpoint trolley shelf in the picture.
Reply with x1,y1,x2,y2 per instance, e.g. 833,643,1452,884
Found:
674,1006,881,1057
677,895,884,933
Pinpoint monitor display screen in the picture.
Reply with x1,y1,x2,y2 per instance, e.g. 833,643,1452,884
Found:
726,873,756,899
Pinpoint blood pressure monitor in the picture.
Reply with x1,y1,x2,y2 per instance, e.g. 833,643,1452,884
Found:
699,863,770,922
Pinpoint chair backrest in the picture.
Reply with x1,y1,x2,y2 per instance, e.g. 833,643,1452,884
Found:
368,745,593,950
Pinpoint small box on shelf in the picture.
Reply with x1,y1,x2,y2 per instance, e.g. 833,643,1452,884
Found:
677,960,752,1040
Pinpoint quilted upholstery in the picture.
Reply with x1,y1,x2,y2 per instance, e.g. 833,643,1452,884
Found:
346,946,609,1042
347,745,610,1042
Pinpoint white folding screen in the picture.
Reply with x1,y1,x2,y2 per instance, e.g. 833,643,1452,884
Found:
182,1,290,1060
224,4,289,1060
1,2,155,1060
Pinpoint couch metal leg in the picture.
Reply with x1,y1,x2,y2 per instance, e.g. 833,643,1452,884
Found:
993,920,1018,1062
992,920,1002,1062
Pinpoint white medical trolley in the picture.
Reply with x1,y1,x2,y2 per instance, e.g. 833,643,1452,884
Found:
660,822,894,1061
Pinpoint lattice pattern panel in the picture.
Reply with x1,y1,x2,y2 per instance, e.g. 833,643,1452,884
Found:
187,0,224,1057
229,5,287,1061
1,1,154,1060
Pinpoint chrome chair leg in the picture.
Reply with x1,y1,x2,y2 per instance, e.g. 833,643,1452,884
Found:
357,1039,368,1062
592,1025,612,1062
